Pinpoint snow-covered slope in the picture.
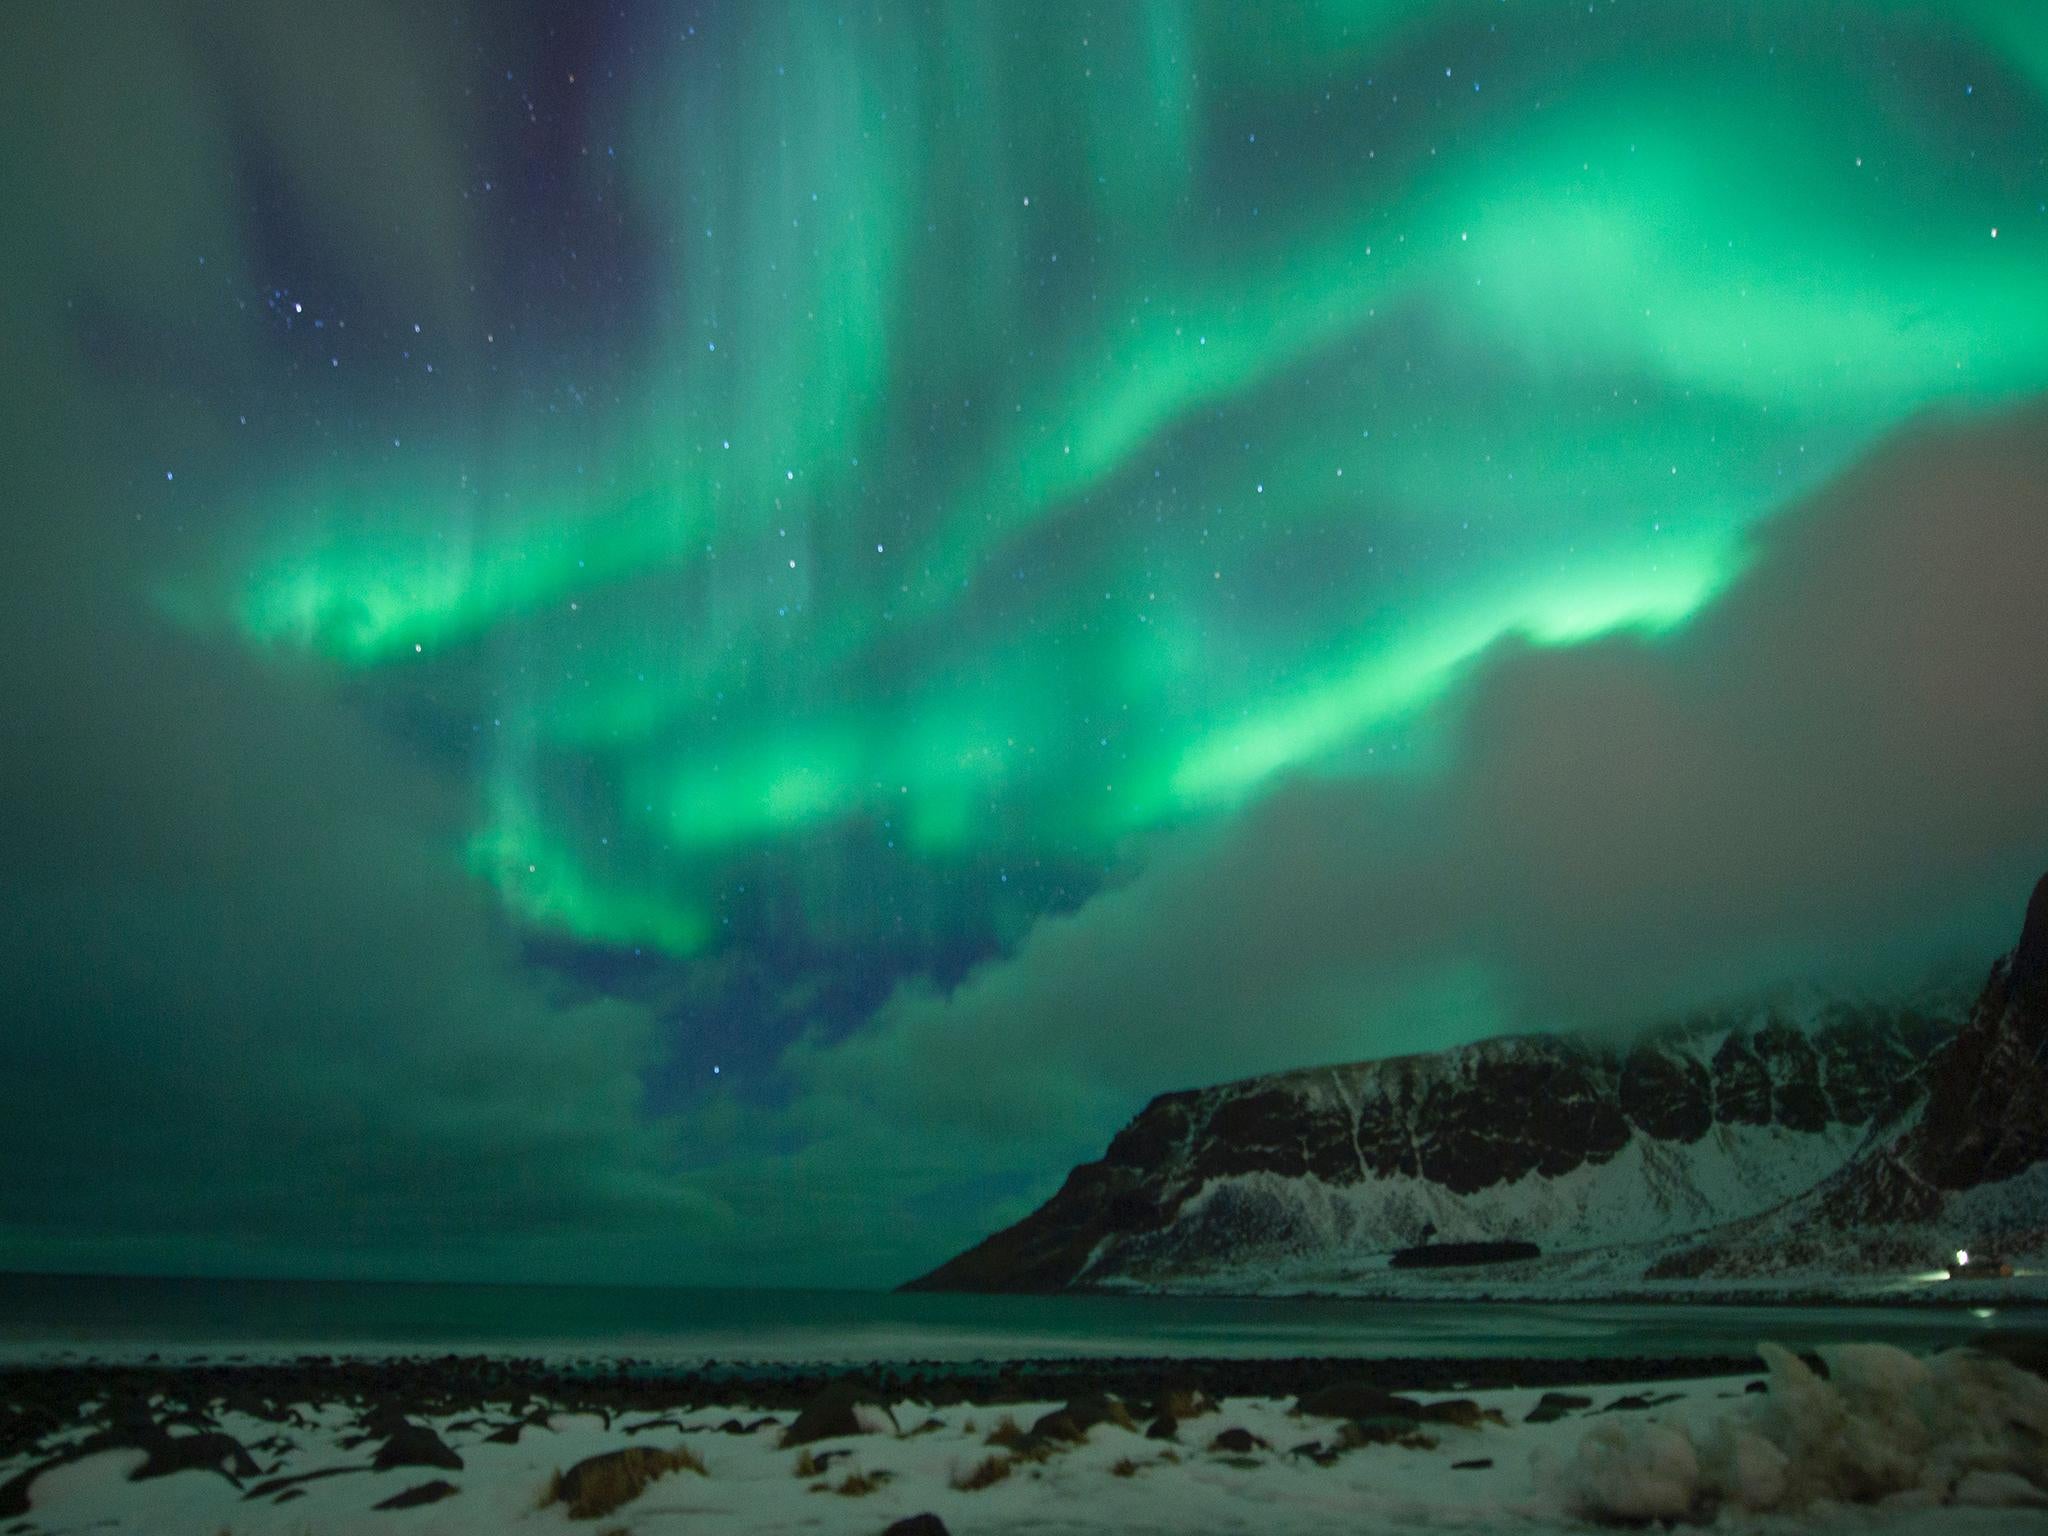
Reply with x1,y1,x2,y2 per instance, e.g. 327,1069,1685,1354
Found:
1649,873,2048,1287
908,879,2048,1299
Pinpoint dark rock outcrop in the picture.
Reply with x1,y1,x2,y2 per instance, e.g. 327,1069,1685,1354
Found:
780,1381,897,1447
374,1479,458,1509
1388,1240,1541,1269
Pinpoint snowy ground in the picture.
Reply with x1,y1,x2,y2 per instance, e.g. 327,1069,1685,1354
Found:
5,1343,2044,1534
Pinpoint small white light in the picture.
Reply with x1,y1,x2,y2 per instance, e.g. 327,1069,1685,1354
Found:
1956,1249,1969,1266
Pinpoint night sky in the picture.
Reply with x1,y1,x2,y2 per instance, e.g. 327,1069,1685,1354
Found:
2,1,2046,1286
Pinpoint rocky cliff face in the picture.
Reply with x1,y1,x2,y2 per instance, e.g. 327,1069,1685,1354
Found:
910,876,2047,1297
1649,873,2048,1280
906,998,1956,1294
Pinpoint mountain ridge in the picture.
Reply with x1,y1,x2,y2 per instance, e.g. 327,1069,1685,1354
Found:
908,878,2046,1299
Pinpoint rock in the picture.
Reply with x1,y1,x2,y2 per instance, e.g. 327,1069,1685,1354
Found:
1339,1418,1437,1450
1389,1239,1541,1269
372,1422,462,1472
1712,1034,1774,1125
1207,1426,1269,1454
1037,1393,1136,1439
1414,1398,1489,1428
549,1445,705,1520
1293,1382,1422,1421
1145,1413,1178,1441
782,1382,898,1447
1024,1395,1136,1447
1524,1391,1594,1424
1028,1410,1084,1444
1619,1045,1713,1142
881,1517,950,1536
374,1479,458,1510
1597,1391,1685,1415
1452,1458,1494,1470
133,1428,262,1483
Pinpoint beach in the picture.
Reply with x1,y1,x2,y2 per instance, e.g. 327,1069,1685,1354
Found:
5,1337,2045,1534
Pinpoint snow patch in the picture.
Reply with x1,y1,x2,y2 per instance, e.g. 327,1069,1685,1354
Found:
1547,1343,2048,1522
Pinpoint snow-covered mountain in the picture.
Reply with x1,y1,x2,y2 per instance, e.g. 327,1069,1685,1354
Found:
909,878,2048,1300
1649,872,2048,1286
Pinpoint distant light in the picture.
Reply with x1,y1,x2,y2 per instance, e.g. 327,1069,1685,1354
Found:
1956,1249,1970,1266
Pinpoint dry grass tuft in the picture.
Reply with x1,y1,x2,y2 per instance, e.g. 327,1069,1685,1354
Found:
545,1443,707,1520
1111,1457,1142,1478
793,1449,820,1478
952,1453,1014,1491
984,1414,1025,1449
834,1468,891,1496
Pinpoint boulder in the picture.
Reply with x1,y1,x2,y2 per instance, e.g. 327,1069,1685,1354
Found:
372,1423,462,1472
781,1383,897,1448
1293,1382,1422,1421
1207,1426,1269,1454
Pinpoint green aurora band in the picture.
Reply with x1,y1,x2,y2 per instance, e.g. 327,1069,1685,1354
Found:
181,1,2048,962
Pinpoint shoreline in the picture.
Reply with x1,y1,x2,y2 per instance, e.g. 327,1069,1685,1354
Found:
0,1350,1767,1426
938,1283,2043,1309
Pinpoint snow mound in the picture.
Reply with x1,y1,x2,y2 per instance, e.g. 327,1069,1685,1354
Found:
1548,1342,2048,1523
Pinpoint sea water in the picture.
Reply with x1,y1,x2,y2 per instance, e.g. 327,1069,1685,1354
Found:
0,1273,2037,1367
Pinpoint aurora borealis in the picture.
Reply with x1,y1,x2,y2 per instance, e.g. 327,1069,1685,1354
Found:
3,1,2047,1284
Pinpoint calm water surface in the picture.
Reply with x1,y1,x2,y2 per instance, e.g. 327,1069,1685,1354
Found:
1,1275,2039,1367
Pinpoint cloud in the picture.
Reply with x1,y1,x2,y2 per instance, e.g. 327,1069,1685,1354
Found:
0,2,727,1284
0,569,728,1279
790,402,2048,1269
